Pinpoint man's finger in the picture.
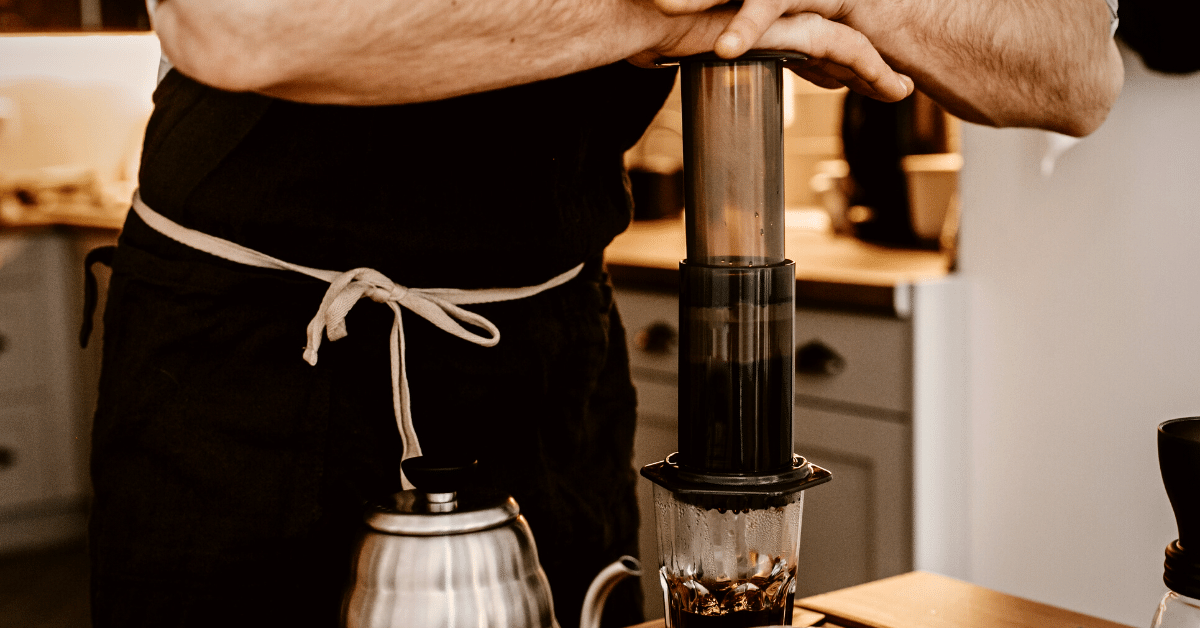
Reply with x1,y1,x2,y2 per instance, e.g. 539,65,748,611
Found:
789,67,848,91
790,59,914,101
714,0,787,58
654,0,726,16
764,13,912,102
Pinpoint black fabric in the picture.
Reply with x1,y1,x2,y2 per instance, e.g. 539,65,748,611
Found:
91,214,643,627
138,62,678,289
90,62,677,627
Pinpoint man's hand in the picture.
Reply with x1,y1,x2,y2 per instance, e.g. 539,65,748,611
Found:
760,13,913,103
655,0,844,58
632,1,913,103
647,0,1124,136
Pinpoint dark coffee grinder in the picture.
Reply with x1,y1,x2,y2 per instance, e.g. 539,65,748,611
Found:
1152,418,1200,628
641,52,832,627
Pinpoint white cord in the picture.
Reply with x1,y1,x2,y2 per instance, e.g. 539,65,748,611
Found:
131,191,583,488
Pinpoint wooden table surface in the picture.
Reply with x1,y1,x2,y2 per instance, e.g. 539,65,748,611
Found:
625,571,1135,628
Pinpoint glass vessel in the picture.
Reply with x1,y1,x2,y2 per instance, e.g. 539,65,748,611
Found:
1152,592,1200,628
653,481,804,628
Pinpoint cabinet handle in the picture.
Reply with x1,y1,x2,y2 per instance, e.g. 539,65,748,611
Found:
634,322,677,355
796,340,846,376
0,332,7,356
0,446,12,470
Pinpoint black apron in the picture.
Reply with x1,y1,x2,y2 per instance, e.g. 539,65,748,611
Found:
88,61,677,628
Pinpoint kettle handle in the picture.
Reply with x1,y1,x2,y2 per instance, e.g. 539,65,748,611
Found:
579,556,641,628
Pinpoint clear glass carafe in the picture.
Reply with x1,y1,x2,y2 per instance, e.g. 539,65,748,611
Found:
653,482,804,628
1152,592,1200,628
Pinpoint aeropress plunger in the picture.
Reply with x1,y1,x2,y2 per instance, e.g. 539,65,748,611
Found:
1152,418,1200,627
641,52,831,628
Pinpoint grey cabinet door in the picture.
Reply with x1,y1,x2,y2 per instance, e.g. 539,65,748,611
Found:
794,307,912,416
622,288,681,620
0,230,110,552
0,406,44,510
793,406,912,597
631,378,677,621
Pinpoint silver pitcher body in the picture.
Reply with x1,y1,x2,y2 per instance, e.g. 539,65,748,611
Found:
341,458,638,628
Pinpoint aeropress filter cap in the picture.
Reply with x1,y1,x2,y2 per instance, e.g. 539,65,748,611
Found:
1159,417,1200,598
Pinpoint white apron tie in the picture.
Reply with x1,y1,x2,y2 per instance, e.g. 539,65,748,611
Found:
130,190,583,488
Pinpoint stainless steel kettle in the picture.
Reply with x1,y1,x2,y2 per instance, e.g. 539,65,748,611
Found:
341,457,640,628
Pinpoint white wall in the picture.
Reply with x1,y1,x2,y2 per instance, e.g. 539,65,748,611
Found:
958,45,1200,626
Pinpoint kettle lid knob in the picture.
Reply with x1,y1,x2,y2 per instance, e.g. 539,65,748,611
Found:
402,456,479,496
366,457,518,535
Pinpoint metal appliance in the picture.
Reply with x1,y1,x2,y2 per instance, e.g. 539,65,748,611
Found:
1152,418,1200,628
341,456,639,628
641,52,831,628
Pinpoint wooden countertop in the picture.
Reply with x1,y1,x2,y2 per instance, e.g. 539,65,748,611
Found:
0,200,126,231
626,571,1134,628
605,213,952,314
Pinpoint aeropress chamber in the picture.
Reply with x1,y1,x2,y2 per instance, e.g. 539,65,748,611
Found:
641,52,831,628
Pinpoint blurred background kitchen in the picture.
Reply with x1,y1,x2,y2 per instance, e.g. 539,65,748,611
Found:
1,2,1198,627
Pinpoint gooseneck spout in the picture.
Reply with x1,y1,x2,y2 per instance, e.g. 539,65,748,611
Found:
579,556,641,628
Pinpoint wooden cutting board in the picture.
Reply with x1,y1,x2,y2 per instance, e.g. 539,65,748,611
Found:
623,607,827,628
795,571,1135,628
624,571,1134,628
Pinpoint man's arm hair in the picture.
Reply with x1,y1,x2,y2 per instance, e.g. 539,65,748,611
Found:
153,0,1121,136
152,0,912,106
852,0,1124,136
152,0,673,104
654,0,1124,136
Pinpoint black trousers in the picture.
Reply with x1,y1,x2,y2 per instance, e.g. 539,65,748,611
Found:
89,213,643,627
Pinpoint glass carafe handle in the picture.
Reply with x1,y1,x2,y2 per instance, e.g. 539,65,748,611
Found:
1152,591,1200,628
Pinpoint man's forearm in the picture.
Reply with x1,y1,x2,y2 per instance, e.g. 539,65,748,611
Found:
153,0,916,106
153,0,680,104
852,0,1123,136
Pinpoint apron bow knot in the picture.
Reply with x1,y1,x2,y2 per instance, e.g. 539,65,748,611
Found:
130,190,584,488
368,283,408,304
302,267,502,370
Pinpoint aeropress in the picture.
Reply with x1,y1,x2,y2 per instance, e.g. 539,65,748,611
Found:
641,52,832,628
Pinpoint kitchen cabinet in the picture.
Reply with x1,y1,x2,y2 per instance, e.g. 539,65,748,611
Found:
0,0,150,31
615,272,967,621
0,227,114,552
0,0,80,31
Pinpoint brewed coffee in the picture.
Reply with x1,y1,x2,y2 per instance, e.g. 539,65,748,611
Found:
669,605,785,628
661,560,795,628
679,357,791,472
676,262,795,476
